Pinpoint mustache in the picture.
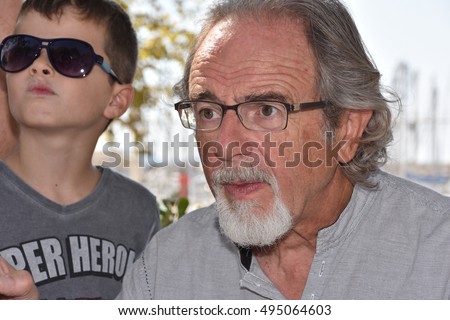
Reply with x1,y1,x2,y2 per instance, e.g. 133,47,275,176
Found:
211,167,275,187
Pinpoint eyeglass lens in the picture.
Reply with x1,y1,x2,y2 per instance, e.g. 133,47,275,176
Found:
178,101,288,131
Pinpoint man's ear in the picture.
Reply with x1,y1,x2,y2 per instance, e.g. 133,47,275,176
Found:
337,109,373,163
103,84,134,119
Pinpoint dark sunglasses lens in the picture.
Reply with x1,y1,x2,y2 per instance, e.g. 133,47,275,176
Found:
1,36,40,72
49,39,94,78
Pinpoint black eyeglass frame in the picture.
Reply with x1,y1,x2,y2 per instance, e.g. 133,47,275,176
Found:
174,99,331,132
0,34,122,84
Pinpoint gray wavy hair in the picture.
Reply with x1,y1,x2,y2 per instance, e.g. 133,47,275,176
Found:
173,0,398,188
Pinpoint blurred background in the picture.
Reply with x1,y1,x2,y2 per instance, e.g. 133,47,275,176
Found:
93,0,450,216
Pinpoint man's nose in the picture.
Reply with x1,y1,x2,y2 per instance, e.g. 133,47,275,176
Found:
212,110,258,165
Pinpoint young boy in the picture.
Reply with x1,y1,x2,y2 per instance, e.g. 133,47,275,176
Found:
0,0,160,299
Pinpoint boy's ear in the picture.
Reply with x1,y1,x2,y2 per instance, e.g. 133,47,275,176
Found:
103,84,134,119
336,109,373,164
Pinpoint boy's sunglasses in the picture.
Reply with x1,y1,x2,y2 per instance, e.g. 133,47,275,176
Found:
0,34,122,84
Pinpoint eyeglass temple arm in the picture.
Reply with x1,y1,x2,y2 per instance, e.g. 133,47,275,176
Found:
95,55,123,84
291,100,331,111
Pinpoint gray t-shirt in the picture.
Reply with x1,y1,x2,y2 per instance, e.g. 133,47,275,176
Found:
0,161,160,299
118,170,450,299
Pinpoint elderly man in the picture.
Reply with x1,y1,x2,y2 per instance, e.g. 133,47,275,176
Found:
118,0,450,300
0,0,21,159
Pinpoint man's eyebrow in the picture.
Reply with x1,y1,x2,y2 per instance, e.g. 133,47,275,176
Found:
244,92,288,102
189,91,288,102
190,91,218,101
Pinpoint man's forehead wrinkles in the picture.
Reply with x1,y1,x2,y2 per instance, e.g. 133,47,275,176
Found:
195,54,306,69
191,61,311,88
191,52,316,87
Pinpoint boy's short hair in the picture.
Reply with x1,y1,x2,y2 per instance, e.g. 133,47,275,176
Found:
18,0,138,84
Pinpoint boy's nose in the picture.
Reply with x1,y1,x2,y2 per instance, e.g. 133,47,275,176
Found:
29,49,54,77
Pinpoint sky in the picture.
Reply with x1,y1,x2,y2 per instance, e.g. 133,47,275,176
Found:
344,0,450,91
342,0,450,164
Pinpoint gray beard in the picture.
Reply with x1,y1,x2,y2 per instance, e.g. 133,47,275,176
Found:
211,167,292,248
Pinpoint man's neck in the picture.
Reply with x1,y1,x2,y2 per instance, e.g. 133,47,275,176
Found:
254,169,354,299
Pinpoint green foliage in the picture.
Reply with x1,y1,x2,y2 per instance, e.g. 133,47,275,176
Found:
112,0,198,145
159,196,189,227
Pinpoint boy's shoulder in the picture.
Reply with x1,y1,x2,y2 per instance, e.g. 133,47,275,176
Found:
100,166,156,201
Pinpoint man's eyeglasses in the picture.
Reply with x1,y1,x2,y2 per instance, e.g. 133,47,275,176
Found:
0,34,122,84
174,100,330,132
